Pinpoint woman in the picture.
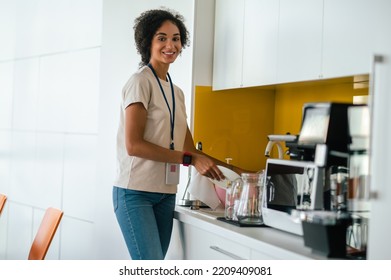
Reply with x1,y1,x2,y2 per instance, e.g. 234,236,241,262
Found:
113,8,245,260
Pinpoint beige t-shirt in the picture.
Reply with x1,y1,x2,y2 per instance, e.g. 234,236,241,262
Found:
114,66,188,194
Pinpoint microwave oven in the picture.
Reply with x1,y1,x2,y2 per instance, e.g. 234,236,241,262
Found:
262,158,325,235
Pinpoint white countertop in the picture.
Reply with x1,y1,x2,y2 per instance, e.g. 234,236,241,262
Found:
174,206,328,260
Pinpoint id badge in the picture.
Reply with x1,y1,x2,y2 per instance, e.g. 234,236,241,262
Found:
165,163,180,185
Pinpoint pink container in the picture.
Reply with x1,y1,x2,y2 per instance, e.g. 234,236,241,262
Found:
214,185,226,207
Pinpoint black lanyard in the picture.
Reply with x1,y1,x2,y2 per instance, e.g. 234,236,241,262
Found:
147,63,176,150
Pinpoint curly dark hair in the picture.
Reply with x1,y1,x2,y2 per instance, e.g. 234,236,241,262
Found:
134,8,190,67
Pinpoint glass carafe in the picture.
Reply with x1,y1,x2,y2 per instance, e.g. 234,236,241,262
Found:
225,180,241,220
235,172,264,225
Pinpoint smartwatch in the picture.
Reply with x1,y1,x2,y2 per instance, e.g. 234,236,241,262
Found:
182,152,192,166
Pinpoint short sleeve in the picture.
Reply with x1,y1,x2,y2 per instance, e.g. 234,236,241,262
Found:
122,72,151,111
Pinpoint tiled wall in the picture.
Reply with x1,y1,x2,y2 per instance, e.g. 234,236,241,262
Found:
0,0,102,259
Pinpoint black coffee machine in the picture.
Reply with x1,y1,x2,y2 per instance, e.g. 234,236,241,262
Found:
288,103,352,163
282,102,370,258
286,102,356,210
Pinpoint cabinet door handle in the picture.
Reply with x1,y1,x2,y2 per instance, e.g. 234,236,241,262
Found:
209,246,246,260
369,54,385,200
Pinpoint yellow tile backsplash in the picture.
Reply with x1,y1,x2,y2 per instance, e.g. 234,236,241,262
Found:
193,79,368,171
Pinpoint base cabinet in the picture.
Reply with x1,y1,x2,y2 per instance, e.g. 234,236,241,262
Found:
178,221,300,260
180,222,251,260
173,207,322,259
250,249,276,260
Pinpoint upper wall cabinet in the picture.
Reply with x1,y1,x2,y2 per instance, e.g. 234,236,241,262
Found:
277,0,323,84
242,0,279,88
212,0,386,89
212,0,279,90
322,0,380,78
213,0,244,90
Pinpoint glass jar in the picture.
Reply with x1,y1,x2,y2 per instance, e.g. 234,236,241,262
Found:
235,172,264,225
225,179,242,220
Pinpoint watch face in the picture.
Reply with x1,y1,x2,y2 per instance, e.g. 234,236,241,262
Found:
183,154,192,165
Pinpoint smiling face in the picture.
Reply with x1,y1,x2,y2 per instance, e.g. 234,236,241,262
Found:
149,20,182,68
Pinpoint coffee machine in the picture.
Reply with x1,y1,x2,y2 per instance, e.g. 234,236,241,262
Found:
295,102,370,258
262,102,365,242
291,102,356,210
296,103,352,164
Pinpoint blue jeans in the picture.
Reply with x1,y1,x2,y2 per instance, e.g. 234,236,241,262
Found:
112,186,176,260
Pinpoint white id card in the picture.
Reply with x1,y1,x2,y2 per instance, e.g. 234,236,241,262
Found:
165,163,180,185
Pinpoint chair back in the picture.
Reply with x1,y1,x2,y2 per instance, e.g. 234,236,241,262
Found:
0,194,7,215
28,207,63,260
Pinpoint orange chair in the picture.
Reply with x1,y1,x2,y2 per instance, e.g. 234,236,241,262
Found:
0,194,7,215
28,207,64,260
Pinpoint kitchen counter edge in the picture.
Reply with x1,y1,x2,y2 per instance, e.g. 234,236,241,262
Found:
174,206,328,260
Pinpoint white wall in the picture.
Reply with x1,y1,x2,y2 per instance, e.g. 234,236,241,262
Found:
0,0,103,259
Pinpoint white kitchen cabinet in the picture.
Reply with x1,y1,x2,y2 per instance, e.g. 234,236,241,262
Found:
250,249,275,260
213,0,279,90
277,0,323,84
180,222,251,260
242,0,279,87
214,0,323,89
212,0,244,90
174,207,320,260
322,0,380,78
213,0,387,88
